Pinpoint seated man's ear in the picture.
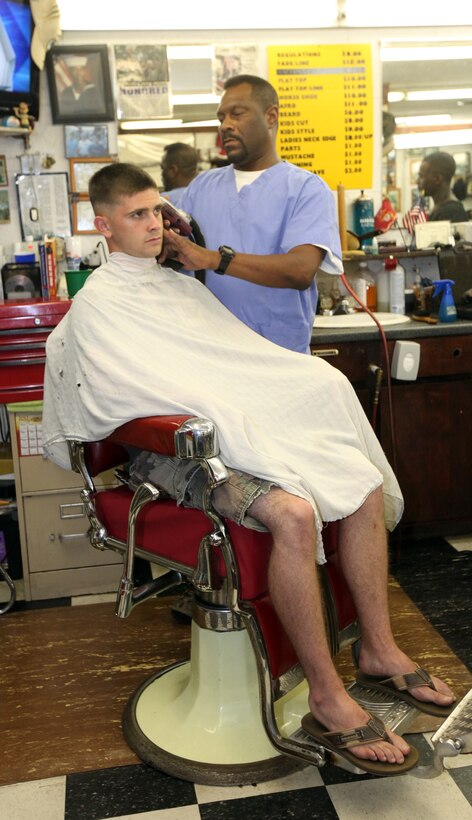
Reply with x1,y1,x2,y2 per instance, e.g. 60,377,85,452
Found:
94,215,111,236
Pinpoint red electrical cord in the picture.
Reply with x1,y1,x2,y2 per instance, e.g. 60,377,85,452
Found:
340,273,397,474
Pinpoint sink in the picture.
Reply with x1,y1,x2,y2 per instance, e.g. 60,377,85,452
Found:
314,312,411,328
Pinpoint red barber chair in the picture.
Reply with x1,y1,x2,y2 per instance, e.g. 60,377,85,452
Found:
69,414,361,785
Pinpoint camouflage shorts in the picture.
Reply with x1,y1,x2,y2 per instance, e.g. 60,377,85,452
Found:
127,450,274,531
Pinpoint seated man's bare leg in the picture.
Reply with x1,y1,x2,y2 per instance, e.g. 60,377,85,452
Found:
248,487,411,766
337,485,455,709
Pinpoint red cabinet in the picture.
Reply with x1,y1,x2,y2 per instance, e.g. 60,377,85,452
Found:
0,298,71,403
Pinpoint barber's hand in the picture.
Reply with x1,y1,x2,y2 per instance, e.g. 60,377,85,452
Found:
160,227,213,271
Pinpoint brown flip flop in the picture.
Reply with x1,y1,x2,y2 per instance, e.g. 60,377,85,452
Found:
301,711,419,776
355,666,456,718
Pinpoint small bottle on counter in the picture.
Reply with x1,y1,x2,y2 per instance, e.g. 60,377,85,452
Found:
389,256,406,315
376,258,391,312
350,261,377,310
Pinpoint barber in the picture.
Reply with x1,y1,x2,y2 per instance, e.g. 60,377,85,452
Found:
169,74,343,355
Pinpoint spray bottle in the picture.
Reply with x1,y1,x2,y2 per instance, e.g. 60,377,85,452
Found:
353,191,375,249
432,280,457,323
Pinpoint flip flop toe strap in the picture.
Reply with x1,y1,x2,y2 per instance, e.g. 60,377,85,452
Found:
322,714,389,750
385,666,435,693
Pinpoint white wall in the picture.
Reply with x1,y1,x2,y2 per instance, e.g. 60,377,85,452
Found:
1,24,471,259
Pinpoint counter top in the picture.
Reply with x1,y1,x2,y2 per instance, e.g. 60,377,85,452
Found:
311,317,472,344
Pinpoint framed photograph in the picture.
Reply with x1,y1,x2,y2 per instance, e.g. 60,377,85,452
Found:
71,198,98,234
16,172,72,240
46,45,115,125
0,189,10,223
387,187,401,213
410,159,422,186
65,124,109,158
0,155,7,187
69,157,115,194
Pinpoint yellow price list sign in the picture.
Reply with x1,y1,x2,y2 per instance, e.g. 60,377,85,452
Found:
268,44,373,190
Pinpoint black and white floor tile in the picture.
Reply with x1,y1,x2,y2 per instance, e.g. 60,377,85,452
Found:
1,535,471,820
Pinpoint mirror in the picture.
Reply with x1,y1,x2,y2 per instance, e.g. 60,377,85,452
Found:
381,40,472,218
117,130,219,189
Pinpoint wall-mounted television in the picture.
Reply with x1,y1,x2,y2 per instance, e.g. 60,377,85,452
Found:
0,0,39,120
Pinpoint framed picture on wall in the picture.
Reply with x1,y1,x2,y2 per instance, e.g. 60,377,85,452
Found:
0,155,7,187
46,45,115,125
0,189,10,223
387,187,401,213
69,157,115,194
64,124,109,158
410,159,422,186
71,198,98,234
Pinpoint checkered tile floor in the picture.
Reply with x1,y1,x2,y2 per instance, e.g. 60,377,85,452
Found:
1,535,471,819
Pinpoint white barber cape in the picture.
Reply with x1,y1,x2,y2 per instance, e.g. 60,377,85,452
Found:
42,253,403,562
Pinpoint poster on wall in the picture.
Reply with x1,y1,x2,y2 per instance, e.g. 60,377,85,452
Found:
214,45,261,93
267,44,373,190
114,45,171,120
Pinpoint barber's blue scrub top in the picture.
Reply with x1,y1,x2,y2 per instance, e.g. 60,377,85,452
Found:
181,162,342,354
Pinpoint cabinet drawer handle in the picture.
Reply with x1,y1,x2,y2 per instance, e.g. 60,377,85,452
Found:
311,348,340,358
58,531,90,542
59,502,86,519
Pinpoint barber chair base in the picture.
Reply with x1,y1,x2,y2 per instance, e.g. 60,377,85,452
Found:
122,621,308,785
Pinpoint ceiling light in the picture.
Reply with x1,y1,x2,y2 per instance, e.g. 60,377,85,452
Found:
395,115,452,127
120,119,183,131
387,92,405,103
394,128,472,149
406,88,472,101
381,45,472,62
170,94,221,106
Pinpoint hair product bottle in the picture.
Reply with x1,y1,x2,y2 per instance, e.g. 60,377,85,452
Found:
388,256,406,315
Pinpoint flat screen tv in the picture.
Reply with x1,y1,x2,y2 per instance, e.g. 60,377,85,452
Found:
0,0,39,120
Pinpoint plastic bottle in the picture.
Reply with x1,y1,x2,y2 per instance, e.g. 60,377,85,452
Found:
388,256,406,315
432,279,457,323
353,191,375,248
376,257,392,312
349,261,377,310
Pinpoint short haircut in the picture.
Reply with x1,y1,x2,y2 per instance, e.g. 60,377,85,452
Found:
162,142,198,172
89,162,157,211
424,151,457,184
223,74,279,110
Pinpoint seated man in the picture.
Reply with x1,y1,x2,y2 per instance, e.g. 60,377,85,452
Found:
42,163,455,777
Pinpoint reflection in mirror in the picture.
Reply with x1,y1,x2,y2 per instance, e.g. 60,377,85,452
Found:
381,41,472,220
117,131,221,190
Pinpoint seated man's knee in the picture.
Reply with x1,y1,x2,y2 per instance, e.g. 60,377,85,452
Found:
250,487,315,536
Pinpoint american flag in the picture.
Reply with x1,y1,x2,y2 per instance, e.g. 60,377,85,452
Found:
402,197,428,234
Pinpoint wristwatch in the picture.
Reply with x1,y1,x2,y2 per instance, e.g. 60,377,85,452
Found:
214,245,236,274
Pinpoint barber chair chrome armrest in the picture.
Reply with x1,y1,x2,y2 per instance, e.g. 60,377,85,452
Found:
107,415,236,612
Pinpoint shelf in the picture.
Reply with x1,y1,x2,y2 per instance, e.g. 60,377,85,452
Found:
0,125,31,149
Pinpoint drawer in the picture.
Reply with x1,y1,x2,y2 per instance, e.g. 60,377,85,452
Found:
23,489,123,572
19,453,119,492
311,339,382,383
416,335,472,378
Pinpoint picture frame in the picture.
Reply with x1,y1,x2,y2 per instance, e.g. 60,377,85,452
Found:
410,159,422,186
0,189,10,223
0,155,7,187
387,187,401,213
69,157,115,194
16,172,72,240
71,197,98,234
46,45,115,125
64,124,109,158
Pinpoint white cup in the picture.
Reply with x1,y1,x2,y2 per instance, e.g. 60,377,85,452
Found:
65,236,82,270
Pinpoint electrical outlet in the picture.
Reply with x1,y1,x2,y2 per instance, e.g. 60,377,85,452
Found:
391,340,420,381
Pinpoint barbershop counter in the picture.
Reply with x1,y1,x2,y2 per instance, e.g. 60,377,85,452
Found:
310,316,472,345
309,316,472,540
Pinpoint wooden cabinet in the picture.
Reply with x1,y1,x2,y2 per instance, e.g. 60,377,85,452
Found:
9,410,122,600
311,332,472,537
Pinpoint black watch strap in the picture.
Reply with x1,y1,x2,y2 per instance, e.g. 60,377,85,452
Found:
214,245,236,274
